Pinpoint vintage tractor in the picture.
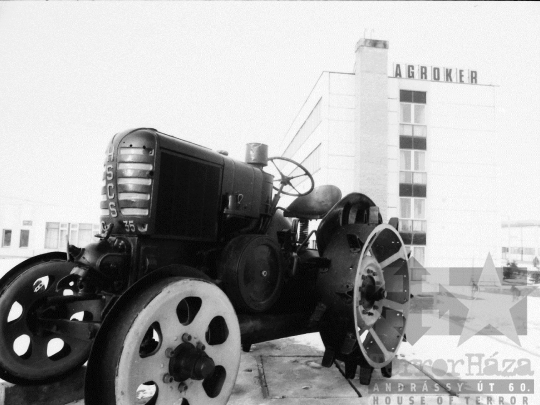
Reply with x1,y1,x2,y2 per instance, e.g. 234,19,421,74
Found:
0,128,410,404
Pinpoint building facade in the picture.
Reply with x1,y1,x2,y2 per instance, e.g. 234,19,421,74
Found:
278,38,500,267
502,220,540,270
0,196,100,259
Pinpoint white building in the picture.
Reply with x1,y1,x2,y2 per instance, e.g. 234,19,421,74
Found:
278,38,500,268
0,196,100,259
502,220,540,270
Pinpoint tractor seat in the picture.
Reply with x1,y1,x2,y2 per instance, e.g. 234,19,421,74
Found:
284,185,342,220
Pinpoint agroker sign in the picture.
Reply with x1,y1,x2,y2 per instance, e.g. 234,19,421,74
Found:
392,63,478,84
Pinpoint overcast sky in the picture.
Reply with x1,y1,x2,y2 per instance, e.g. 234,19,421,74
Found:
0,2,538,220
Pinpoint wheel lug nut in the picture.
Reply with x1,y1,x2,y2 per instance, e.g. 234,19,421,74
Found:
196,341,206,351
165,348,175,358
163,373,174,383
178,382,188,393
182,333,192,343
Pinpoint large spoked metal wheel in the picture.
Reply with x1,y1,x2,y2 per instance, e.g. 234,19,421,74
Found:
317,223,410,375
86,277,241,405
0,253,94,384
353,224,409,369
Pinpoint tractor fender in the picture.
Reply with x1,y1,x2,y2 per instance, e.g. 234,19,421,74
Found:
316,193,382,256
0,251,68,286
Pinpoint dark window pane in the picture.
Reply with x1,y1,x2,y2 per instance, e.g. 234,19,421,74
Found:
412,137,427,150
20,230,29,248
399,184,413,197
400,136,414,149
400,90,413,102
2,230,12,247
399,232,413,245
412,91,427,104
412,184,427,197
412,233,427,245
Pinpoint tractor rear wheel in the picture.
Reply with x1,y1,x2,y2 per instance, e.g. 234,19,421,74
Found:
317,224,410,381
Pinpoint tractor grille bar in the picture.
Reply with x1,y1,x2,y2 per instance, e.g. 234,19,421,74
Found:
116,147,154,216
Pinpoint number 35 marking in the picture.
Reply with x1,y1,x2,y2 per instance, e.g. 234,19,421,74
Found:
123,220,135,232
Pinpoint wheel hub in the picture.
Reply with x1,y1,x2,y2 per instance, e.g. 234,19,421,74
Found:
360,276,386,308
169,342,215,382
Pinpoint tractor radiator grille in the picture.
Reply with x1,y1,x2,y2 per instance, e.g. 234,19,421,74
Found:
116,148,153,215
155,151,221,239
101,147,154,217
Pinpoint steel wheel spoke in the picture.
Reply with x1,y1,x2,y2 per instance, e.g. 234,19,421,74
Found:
184,380,209,403
129,356,160,390
366,328,391,362
356,319,368,335
187,299,217,342
4,319,29,341
363,234,379,257
270,160,286,180
378,252,403,270
188,302,215,340
157,310,182,344
27,335,50,363
205,339,233,366
380,298,404,312
288,173,307,180
289,183,301,195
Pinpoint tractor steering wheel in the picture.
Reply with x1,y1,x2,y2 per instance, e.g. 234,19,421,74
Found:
267,156,315,197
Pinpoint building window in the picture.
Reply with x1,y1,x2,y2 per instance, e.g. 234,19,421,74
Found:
404,245,426,266
283,99,322,159
301,145,321,175
400,150,427,197
400,90,426,104
413,246,425,266
45,222,60,249
399,198,426,233
78,223,94,247
69,223,79,245
400,90,427,150
2,230,12,247
45,222,98,249
19,230,30,248
400,103,426,125
524,248,535,256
